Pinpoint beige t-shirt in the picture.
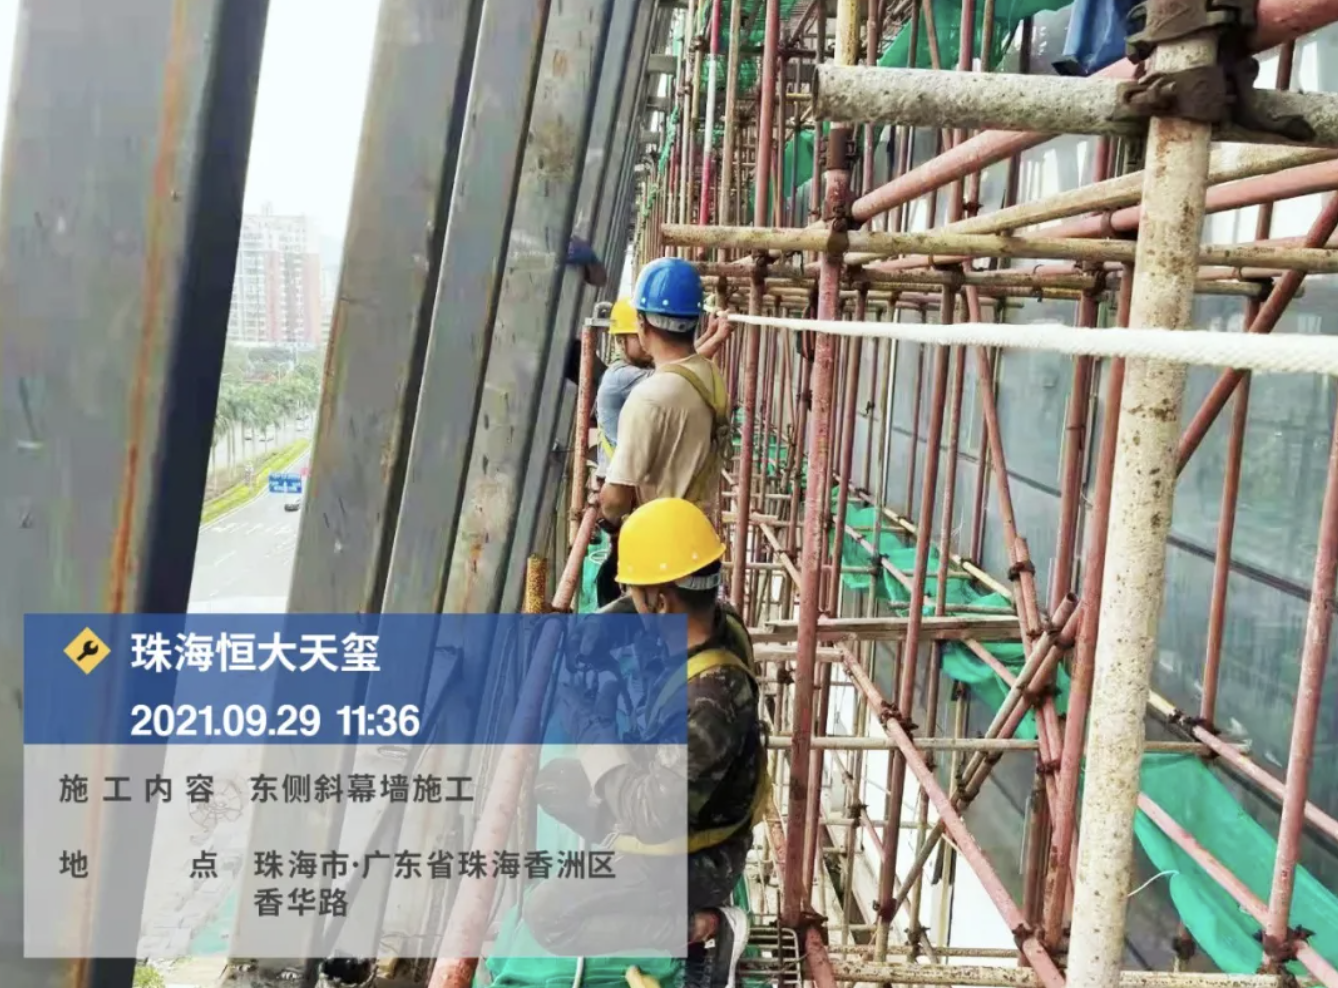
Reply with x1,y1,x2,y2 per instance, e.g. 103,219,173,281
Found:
604,353,722,514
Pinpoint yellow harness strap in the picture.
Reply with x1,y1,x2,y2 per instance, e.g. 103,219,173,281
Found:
598,427,616,461
612,645,771,857
657,362,730,507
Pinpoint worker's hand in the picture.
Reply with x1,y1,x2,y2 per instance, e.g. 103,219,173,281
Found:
557,684,620,745
572,618,606,662
709,311,734,341
566,236,608,288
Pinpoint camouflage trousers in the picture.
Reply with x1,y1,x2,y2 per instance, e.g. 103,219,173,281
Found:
523,757,749,954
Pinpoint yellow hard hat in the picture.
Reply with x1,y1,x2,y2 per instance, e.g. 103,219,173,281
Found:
609,297,639,336
616,498,725,587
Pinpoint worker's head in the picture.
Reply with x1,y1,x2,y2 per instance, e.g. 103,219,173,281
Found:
615,497,725,617
608,297,651,367
633,257,703,355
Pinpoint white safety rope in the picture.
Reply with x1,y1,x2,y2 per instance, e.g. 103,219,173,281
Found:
714,311,1338,377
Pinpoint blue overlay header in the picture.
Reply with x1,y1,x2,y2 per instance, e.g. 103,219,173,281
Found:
24,614,688,745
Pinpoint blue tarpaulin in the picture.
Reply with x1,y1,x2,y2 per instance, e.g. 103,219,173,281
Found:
1055,0,1136,75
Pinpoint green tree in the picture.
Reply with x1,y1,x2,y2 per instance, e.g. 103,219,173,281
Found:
133,965,165,988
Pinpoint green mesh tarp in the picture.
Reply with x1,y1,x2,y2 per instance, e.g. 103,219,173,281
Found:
695,0,804,101
1133,755,1338,975
772,0,1077,204
579,530,613,617
829,502,1066,739
879,0,1074,70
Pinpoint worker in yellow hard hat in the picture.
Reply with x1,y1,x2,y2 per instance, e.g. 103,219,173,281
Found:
529,499,764,988
593,263,735,607
595,298,655,482
599,261,736,532
590,298,656,606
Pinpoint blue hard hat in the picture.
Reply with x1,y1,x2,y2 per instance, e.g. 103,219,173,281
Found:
633,257,704,320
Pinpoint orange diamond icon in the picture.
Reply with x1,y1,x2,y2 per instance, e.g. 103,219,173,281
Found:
63,627,110,675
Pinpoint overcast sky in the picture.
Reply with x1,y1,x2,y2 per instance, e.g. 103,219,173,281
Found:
0,0,378,242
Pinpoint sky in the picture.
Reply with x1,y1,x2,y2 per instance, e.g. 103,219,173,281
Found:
0,0,378,243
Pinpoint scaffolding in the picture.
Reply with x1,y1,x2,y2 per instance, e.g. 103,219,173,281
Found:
629,0,1338,985
2,1,1338,987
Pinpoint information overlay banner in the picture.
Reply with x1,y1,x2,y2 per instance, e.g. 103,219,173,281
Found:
24,613,689,960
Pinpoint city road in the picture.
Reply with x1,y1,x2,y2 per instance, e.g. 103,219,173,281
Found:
188,451,310,610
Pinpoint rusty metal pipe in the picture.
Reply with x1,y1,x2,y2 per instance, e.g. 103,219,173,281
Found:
780,0,849,923
569,323,596,542
1177,191,1338,472
1140,795,1338,988
843,656,1067,988
1041,267,1133,948
1263,394,1338,965
844,0,1338,225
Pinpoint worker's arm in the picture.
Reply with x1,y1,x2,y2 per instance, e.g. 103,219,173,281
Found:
589,666,754,844
696,312,733,360
566,237,608,288
598,482,637,526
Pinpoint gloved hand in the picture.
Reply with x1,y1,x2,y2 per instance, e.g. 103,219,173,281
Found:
566,236,608,288
557,683,620,745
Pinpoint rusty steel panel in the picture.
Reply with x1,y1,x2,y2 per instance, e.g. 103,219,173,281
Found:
0,0,267,985
440,0,615,615
501,0,659,613
231,1,484,977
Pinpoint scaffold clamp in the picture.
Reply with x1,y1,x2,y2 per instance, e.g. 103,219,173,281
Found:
1124,0,1255,63
1116,0,1315,141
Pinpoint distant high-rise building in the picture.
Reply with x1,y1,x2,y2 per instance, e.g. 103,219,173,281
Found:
319,261,339,345
227,205,324,346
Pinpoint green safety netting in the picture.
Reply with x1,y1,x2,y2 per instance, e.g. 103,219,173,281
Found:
485,878,759,988
732,438,791,481
695,1,804,103
881,0,1074,71
769,0,1077,206
579,530,613,617
829,501,1067,740
1133,755,1338,975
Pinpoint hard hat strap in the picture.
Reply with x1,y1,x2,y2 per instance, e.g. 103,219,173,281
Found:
675,570,722,591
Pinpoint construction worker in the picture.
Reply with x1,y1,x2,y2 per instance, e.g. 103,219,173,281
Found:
595,297,655,484
597,296,734,485
528,498,765,988
592,266,733,605
598,257,732,529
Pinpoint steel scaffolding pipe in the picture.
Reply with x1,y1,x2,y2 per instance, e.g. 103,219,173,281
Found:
841,654,1068,988
942,145,1337,237
1066,7,1220,985
843,0,1338,225
828,964,1291,988
663,223,1338,273
781,0,855,926
764,734,1239,753
849,153,1338,270
812,64,1338,146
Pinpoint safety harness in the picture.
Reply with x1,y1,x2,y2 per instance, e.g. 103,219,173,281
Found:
611,615,771,857
657,361,731,508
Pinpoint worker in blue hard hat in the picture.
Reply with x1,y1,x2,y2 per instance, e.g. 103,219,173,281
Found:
598,257,732,531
